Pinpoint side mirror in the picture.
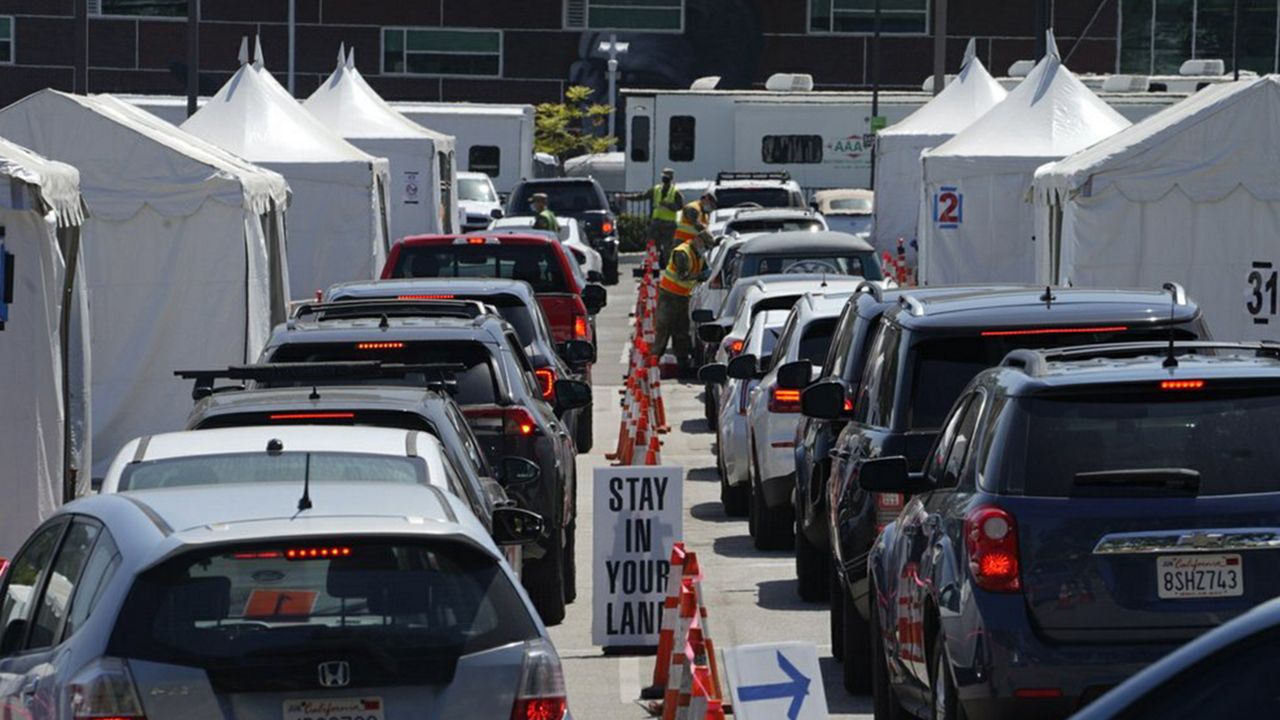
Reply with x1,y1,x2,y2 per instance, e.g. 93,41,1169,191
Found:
801,379,849,419
857,456,932,494
554,378,593,410
587,270,604,283
698,322,728,344
492,507,546,546
727,354,758,380
582,284,607,315
776,360,814,390
691,308,715,324
500,456,541,486
698,363,728,385
490,208,504,220
558,339,597,366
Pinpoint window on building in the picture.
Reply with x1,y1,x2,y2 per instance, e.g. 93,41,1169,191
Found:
762,135,824,164
809,0,929,34
630,115,651,163
98,0,186,16
468,146,501,177
382,28,502,77
1120,0,1280,75
566,0,684,31
0,17,11,64
669,116,695,163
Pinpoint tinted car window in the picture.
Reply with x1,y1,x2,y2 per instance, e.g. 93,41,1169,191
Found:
0,520,65,655
741,251,882,281
854,323,900,428
510,183,606,215
108,541,539,691
29,520,100,650
391,243,569,294
63,532,119,640
727,219,823,234
268,341,501,405
798,318,838,364
118,453,426,492
714,188,792,208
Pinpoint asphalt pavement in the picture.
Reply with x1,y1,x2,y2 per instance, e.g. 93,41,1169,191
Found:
550,254,873,719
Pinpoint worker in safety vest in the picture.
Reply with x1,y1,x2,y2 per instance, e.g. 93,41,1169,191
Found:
624,167,684,264
531,192,559,232
651,192,717,373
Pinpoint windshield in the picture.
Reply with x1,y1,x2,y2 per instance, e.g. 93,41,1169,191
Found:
1000,389,1280,497
458,177,497,203
390,243,570,293
510,183,605,214
108,541,537,691
267,341,500,405
741,251,882,281
827,197,872,213
118,453,425,492
728,218,823,234
714,188,793,208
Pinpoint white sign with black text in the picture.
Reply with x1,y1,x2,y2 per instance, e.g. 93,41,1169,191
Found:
591,465,682,647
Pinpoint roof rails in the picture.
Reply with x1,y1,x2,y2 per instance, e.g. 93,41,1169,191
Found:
715,171,791,183
175,361,465,401
1000,341,1280,377
855,280,883,302
1163,281,1188,305
898,294,926,317
292,299,489,324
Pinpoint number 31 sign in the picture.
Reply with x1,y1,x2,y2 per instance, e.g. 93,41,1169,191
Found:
934,187,962,228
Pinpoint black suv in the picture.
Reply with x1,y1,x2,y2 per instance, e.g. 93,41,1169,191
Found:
865,341,1280,720
506,177,619,284
804,285,1209,693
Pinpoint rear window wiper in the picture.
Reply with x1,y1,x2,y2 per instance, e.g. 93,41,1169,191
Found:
1072,468,1200,496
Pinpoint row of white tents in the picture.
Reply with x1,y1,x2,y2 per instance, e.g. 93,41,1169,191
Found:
874,31,1280,343
0,40,463,555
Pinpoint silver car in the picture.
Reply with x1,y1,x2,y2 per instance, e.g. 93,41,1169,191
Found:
0,482,569,719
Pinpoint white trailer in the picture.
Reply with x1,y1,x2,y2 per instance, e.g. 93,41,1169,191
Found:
388,102,535,195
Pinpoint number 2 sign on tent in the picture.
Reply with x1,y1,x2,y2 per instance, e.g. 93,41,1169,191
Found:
935,186,962,228
592,466,683,647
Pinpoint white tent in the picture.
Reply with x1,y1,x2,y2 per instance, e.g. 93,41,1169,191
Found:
1033,75,1280,340
306,45,459,241
918,33,1129,285
183,39,391,298
873,39,1006,265
0,90,291,478
0,136,89,555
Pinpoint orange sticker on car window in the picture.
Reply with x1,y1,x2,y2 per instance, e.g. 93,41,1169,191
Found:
243,589,318,618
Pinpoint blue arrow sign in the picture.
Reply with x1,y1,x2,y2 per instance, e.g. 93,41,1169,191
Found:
737,650,811,720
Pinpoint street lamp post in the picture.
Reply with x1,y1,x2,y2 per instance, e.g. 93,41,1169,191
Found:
599,35,630,150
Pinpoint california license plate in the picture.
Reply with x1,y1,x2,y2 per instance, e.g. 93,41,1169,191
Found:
283,698,385,720
1156,554,1243,599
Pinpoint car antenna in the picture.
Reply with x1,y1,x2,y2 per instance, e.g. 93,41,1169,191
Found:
1163,294,1179,369
379,313,390,329
297,449,313,512
820,271,828,288
1040,285,1055,308
309,385,320,400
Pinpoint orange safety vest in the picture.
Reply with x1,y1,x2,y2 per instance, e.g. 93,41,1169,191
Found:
673,199,707,244
659,242,703,297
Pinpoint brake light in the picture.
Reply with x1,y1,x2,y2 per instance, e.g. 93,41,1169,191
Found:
511,638,568,720
726,338,744,357
467,237,487,245
465,406,540,436
574,315,589,339
397,294,454,300
285,546,353,560
769,388,802,413
356,341,404,350
535,368,556,400
601,220,614,235
268,412,355,421
965,506,1021,593
70,658,147,720
232,551,283,560
979,325,1128,337
843,397,854,412
1161,379,1205,391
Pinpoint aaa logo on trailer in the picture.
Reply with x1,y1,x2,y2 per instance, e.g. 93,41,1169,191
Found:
592,465,683,646
934,186,963,228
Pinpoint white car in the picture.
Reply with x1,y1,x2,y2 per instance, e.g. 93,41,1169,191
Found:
489,215,604,282
745,292,852,550
811,188,873,239
708,173,807,211
458,171,503,232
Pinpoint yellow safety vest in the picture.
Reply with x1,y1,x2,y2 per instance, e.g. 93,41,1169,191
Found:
674,200,707,244
659,242,703,297
652,184,680,223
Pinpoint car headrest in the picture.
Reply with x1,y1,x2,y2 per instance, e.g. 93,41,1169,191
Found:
168,576,231,623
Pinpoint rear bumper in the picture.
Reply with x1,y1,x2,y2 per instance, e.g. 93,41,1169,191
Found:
760,470,795,509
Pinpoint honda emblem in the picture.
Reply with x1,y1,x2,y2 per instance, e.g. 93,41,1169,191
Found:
317,660,351,688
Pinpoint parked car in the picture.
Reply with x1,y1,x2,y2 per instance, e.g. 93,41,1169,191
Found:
0,481,567,718
458,170,504,232
708,171,806,209
489,215,604,283
811,188,874,237
809,284,1209,694
256,300,591,625
866,340,1280,720
505,177,619,284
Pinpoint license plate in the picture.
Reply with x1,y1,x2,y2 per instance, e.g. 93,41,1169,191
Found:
284,697,385,720
1157,554,1243,599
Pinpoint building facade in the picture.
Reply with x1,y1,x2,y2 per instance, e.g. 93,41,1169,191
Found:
0,0,1257,110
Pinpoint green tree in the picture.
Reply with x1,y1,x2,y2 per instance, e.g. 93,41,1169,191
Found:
535,85,617,161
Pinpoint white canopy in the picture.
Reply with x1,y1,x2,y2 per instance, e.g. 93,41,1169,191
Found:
0,136,89,555
872,39,1007,263
183,40,391,298
0,89,291,478
1033,75,1280,340
919,33,1129,285
306,45,458,241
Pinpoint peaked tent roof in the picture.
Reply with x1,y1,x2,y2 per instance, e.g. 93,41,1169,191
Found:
0,135,85,226
305,46,454,143
1034,75,1280,204
879,39,1008,138
926,33,1129,163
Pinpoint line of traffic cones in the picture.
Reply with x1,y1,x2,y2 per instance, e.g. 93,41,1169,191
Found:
606,241,669,466
643,545,727,719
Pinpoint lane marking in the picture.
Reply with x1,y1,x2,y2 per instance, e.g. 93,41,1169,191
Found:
619,656,642,704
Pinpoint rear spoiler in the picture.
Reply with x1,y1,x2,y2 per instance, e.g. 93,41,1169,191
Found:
715,170,791,183
175,362,464,401
292,299,490,323
1001,341,1280,377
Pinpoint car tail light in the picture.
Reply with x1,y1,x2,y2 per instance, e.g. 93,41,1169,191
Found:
70,657,147,720
874,492,903,532
397,294,454,300
285,546,353,560
574,315,589,339
843,397,854,413
467,237,488,245
965,505,1021,593
725,338,744,357
601,220,614,235
1161,379,1205,391
768,388,801,413
268,412,355,421
534,368,556,400
511,638,568,720
356,341,404,350
465,406,540,436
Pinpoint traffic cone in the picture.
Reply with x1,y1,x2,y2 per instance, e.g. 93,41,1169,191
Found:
659,582,700,720
644,543,687,700
643,432,662,465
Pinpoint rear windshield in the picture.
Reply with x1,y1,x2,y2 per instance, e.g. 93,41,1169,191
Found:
799,318,837,364
510,183,605,214
390,243,569,294
329,293,538,348
714,188,793,208
119,453,425,492
1000,389,1280,497
828,197,873,213
196,410,434,434
741,251,882,281
728,219,823,234
267,341,500,405
108,541,537,691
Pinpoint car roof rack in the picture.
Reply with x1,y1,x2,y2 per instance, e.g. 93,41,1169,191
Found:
898,294,926,317
1000,341,1280,377
292,299,489,324
175,361,465,401
715,171,791,183
1163,281,1188,305
855,280,884,303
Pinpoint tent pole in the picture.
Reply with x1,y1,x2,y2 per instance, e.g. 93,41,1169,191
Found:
186,0,199,117
59,226,81,503
870,0,881,189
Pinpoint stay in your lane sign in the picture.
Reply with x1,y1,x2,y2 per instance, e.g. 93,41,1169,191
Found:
592,465,683,647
